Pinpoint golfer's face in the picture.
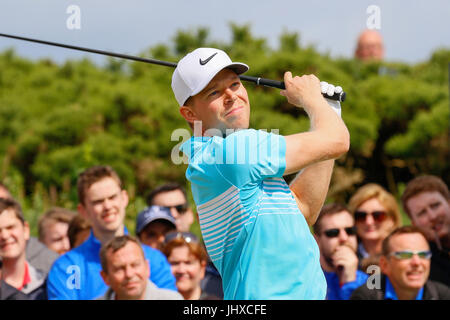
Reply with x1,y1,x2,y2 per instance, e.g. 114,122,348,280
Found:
189,69,250,133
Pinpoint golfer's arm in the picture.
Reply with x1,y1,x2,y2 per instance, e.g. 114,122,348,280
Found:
284,98,349,225
289,160,334,226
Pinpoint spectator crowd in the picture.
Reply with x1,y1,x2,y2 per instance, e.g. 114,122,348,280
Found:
1,166,449,300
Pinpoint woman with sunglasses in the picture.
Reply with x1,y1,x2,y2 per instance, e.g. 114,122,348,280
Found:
161,232,221,300
348,184,402,269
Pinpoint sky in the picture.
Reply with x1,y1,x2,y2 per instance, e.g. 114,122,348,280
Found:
0,0,449,66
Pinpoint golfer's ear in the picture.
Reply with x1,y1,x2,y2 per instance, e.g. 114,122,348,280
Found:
180,105,198,124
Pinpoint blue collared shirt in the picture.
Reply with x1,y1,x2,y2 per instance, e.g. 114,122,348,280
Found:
47,228,176,300
324,270,369,300
384,276,424,300
181,130,326,300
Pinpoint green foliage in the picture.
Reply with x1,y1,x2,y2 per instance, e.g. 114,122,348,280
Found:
0,25,448,236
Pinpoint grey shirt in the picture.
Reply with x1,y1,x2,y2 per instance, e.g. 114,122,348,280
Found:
25,237,59,275
97,279,183,300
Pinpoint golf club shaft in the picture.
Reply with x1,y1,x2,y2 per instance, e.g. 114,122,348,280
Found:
239,75,346,102
0,32,346,101
0,32,177,68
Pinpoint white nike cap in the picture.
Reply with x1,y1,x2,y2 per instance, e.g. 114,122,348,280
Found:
171,48,249,106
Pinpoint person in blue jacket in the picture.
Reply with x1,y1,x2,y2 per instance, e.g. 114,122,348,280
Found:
46,165,177,300
313,203,369,300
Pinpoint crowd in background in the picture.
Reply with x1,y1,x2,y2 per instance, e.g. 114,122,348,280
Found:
0,165,224,300
1,165,449,300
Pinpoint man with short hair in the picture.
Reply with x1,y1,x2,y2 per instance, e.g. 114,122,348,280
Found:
147,183,194,233
0,182,59,275
314,203,368,300
351,226,450,300
46,165,177,300
401,175,450,286
0,198,47,300
98,235,182,300
172,48,349,299
38,207,76,255
354,29,384,61
136,205,177,250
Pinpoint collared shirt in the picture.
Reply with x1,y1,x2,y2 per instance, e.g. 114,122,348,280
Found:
19,262,47,300
384,276,424,300
0,280,30,300
17,262,31,291
181,129,326,300
47,228,176,300
323,270,369,300
98,279,183,300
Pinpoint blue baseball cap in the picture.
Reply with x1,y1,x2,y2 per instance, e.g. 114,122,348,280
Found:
136,205,176,235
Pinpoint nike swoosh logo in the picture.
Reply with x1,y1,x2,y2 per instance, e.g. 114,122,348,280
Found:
199,52,218,65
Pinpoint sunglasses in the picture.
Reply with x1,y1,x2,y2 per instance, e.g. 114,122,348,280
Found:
323,226,357,238
164,231,199,244
354,210,387,223
163,203,188,214
389,250,432,260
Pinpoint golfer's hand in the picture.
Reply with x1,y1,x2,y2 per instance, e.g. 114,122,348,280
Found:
321,81,343,117
280,72,325,110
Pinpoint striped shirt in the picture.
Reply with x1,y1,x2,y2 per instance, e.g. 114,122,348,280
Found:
181,129,326,299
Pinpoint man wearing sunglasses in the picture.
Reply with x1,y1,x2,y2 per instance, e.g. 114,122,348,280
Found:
314,203,368,300
146,183,194,233
351,226,450,300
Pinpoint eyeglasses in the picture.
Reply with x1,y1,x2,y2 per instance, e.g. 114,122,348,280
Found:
163,203,188,214
323,226,357,238
163,231,199,244
354,210,387,223
389,250,432,260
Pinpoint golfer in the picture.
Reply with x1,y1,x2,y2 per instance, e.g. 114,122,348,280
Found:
172,48,350,299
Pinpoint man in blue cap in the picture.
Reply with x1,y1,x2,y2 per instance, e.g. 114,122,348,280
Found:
136,205,176,250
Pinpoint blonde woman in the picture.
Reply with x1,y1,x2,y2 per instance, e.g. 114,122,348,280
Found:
348,184,402,268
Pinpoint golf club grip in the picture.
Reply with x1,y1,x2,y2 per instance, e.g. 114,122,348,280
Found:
239,75,346,102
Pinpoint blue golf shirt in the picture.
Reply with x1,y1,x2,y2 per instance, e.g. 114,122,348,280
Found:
181,129,326,300
46,228,177,300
